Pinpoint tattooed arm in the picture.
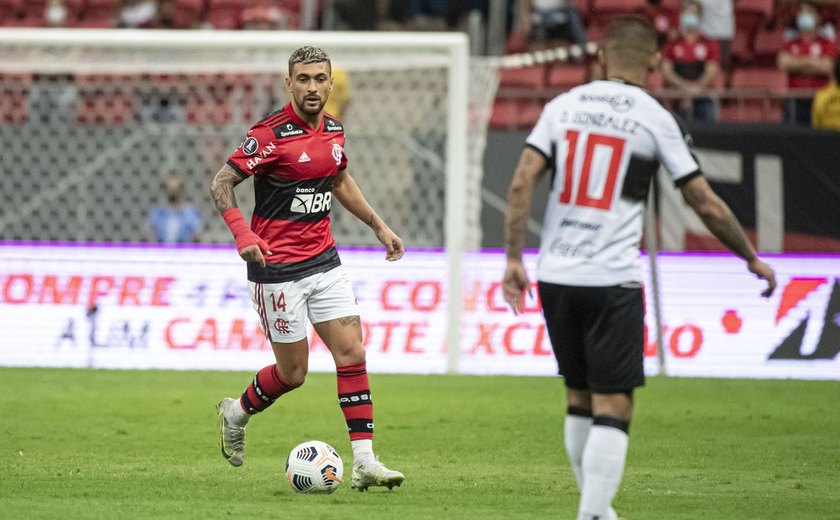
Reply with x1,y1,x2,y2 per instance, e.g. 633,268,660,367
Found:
210,164,245,213
502,147,548,314
210,164,271,266
680,174,776,297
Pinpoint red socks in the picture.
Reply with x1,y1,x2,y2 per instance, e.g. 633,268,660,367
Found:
240,364,294,414
337,362,374,440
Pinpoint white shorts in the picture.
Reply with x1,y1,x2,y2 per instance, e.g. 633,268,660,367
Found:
249,266,359,343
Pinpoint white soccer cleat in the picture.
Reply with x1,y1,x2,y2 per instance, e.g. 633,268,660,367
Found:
216,398,246,467
350,458,405,491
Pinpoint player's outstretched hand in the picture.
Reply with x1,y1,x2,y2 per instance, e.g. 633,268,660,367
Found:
748,257,776,298
502,260,532,316
376,227,404,261
238,236,272,268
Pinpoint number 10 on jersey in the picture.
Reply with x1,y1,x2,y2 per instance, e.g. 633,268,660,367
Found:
558,130,626,211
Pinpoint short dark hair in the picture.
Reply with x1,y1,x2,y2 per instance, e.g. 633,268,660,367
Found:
288,45,331,76
604,16,658,68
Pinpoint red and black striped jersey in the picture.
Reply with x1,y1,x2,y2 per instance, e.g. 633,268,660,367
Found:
226,102,348,283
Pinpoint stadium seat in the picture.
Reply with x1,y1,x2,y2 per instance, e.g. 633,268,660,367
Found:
752,26,785,67
588,0,648,28
489,98,520,130
75,0,117,27
171,0,205,28
547,64,587,91
498,65,546,90
730,29,754,67
0,73,31,123
0,0,22,24
76,93,136,124
205,0,246,29
10,0,83,26
734,0,773,37
720,68,787,122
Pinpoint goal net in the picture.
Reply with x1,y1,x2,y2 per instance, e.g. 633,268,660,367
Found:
0,29,480,249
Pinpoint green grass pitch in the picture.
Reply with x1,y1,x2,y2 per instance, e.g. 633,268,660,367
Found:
1,367,838,519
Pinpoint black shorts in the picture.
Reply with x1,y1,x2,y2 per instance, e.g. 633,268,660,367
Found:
538,281,645,394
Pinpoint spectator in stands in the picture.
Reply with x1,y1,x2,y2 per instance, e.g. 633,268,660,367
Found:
696,0,734,71
783,1,835,42
513,0,587,52
119,0,157,28
778,2,837,125
812,56,840,130
147,174,202,244
661,1,721,122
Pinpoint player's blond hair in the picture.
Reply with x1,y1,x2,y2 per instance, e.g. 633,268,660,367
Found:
604,16,658,69
288,46,331,75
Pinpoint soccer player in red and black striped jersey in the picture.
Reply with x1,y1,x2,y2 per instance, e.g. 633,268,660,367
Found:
210,46,405,491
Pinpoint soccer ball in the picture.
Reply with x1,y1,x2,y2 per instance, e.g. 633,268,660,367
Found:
285,440,344,494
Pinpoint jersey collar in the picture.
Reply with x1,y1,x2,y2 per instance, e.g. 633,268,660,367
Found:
606,77,644,88
284,102,323,132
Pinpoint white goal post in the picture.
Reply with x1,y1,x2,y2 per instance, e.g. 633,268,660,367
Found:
0,29,473,373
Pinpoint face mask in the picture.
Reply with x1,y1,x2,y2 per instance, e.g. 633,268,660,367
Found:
681,12,700,30
797,12,817,32
45,5,66,26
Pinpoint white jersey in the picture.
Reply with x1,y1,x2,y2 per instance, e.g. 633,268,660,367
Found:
526,79,700,286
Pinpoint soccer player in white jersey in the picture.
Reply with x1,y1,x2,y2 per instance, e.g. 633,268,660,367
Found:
502,17,776,520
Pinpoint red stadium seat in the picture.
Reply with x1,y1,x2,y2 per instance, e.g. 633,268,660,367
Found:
547,64,587,91
720,68,787,122
0,0,22,24
730,67,787,91
74,0,118,27
752,26,785,67
171,0,205,28
588,0,648,28
205,0,246,29
489,98,520,130
499,65,546,90
730,29,754,67
734,0,773,37
76,93,136,125
0,73,31,123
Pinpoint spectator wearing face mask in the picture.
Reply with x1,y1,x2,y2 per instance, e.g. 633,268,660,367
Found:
661,1,720,122
778,1,837,126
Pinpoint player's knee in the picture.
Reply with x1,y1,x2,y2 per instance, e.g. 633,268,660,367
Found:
279,366,307,389
335,345,365,366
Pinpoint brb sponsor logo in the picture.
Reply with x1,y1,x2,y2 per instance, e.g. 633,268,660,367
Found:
290,187,332,214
